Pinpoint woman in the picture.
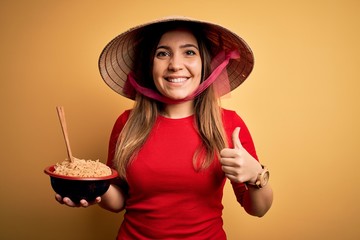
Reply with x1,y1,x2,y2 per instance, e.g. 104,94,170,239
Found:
56,17,273,239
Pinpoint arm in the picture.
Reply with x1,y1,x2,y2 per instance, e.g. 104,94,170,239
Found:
242,183,273,217
220,127,273,217
98,110,130,212
98,183,126,212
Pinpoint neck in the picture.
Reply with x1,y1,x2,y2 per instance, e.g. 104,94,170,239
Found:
161,100,195,119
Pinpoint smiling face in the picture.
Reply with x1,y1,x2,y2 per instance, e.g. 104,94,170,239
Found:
152,29,202,101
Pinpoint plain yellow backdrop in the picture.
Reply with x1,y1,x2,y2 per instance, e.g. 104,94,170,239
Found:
1,0,359,239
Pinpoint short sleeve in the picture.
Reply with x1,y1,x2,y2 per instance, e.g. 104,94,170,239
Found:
222,109,259,206
107,110,131,167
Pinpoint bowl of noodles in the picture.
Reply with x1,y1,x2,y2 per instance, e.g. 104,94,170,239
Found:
44,158,118,203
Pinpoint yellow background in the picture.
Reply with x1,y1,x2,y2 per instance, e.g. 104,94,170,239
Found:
1,0,359,239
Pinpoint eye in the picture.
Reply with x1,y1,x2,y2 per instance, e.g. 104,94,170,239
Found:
155,50,171,58
186,50,196,55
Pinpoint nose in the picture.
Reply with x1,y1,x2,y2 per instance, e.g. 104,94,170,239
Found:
168,54,183,71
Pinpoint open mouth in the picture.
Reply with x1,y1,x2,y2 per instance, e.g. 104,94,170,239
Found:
165,77,188,83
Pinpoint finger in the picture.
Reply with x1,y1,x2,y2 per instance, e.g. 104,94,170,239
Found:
80,197,101,207
220,156,239,167
223,168,247,183
55,194,64,204
224,173,237,182
232,127,242,149
80,199,89,207
225,173,243,183
63,197,77,207
220,148,240,158
221,165,238,175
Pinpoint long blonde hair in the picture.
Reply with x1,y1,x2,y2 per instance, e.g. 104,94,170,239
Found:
114,22,228,179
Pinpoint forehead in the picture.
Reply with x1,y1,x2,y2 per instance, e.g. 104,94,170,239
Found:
158,28,198,46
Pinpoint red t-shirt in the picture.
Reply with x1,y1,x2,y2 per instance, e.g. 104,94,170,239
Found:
107,109,258,239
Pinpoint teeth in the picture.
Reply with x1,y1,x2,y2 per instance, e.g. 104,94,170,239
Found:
167,78,187,83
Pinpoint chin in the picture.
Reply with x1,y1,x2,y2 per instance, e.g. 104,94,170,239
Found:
163,92,189,100
169,95,190,101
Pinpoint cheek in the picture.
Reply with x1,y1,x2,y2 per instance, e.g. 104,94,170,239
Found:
152,62,161,81
152,66,163,90
152,60,166,76
189,60,203,79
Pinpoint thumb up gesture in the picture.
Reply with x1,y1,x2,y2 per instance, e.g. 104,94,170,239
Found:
220,127,262,183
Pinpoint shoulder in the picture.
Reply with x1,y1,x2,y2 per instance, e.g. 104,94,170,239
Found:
114,109,132,126
221,108,258,159
118,109,132,120
221,108,246,129
221,108,237,118
110,109,132,135
107,109,132,166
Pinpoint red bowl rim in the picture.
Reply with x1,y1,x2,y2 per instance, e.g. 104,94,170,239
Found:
44,165,118,180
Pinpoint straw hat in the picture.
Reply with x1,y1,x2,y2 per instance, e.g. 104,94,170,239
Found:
98,16,254,100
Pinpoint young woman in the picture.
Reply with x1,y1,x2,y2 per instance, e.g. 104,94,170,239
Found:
56,17,273,239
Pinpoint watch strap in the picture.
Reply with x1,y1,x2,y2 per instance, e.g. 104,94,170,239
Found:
246,164,268,189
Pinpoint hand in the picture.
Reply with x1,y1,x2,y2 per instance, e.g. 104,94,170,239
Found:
55,194,101,208
220,127,262,183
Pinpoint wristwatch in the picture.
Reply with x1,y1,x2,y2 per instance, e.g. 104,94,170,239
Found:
247,165,269,189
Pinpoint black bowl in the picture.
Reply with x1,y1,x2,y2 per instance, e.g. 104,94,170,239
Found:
44,165,118,203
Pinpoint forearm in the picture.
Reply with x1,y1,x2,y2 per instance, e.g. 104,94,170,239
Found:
98,184,126,213
242,184,273,217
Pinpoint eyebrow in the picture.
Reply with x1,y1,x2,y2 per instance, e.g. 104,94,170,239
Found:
156,43,199,50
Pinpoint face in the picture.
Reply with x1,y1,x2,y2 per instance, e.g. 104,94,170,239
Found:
152,29,202,101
